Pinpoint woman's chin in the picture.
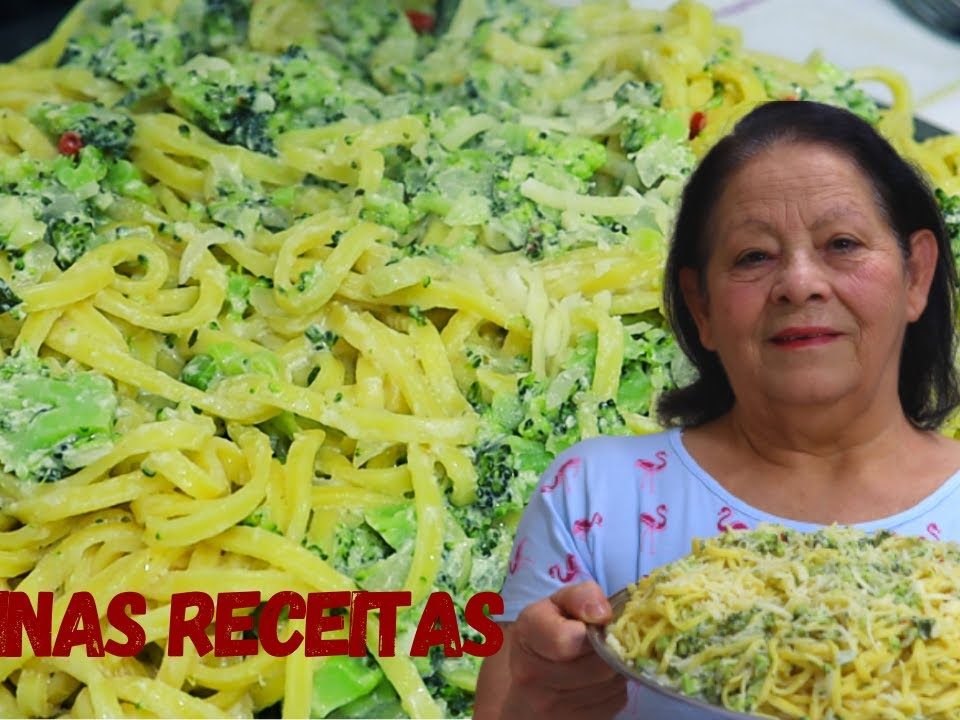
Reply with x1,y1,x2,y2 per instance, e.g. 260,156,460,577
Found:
754,374,863,409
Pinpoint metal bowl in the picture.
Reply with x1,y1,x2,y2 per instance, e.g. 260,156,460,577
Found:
586,587,762,720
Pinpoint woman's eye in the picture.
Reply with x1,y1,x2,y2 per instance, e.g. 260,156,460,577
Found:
735,250,769,266
829,236,859,251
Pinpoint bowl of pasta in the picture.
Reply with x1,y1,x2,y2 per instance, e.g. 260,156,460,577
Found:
589,525,960,720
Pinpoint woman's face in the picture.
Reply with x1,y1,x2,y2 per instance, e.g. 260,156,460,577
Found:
680,141,938,413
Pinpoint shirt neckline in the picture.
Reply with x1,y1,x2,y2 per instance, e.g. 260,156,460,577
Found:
666,426,960,532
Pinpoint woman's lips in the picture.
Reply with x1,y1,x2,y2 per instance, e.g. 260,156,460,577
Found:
770,327,842,348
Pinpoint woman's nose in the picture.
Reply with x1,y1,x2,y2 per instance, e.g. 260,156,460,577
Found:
770,251,831,305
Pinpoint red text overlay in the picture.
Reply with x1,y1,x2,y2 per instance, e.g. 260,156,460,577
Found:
0,590,504,658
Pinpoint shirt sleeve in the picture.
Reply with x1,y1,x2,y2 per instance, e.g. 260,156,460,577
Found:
499,446,594,622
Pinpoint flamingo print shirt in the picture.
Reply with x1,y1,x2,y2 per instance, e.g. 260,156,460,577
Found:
499,428,960,719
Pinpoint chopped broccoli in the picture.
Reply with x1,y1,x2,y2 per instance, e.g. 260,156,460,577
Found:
312,656,385,718
936,189,960,275
618,316,693,415
179,342,280,390
305,325,340,351
328,521,393,577
180,353,219,391
619,106,687,154
167,55,275,155
45,214,99,270
322,1,408,70
326,675,406,719
29,102,135,157
52,146,108,192
0,352,117,482
239,504,281,534
175,0,252,54
0,279,21,315
613,80,663,108
0,196,46,252
361,179,414,232
807,61,881,125
59,12,185,104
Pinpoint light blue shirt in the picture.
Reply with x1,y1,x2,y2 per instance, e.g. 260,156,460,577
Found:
499,428,960,719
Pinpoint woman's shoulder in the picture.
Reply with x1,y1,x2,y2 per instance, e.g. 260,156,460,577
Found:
552,428,680,470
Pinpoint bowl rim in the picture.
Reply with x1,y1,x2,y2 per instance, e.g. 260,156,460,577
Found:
586,586,763,720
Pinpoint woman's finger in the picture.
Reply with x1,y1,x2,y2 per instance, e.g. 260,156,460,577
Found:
513,580,612,661
514,597,592,661
552,580,613,623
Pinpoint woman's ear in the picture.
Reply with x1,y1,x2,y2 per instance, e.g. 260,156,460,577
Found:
905,229,938,323
679,267,716,350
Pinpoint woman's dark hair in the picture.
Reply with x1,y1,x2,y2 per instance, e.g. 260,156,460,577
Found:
657,100,960,429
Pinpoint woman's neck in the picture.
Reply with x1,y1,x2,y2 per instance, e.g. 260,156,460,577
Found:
686,404,958,524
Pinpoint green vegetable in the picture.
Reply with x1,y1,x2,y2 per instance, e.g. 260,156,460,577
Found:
29,101,135,157
0,352,117,482
311,656,385,718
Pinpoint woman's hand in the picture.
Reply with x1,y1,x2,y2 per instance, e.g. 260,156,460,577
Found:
500,581,627,719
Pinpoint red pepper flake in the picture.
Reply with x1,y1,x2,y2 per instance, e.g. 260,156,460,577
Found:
57,131,84,156
689,111,707,140
405,10,435,34
782,94,798,101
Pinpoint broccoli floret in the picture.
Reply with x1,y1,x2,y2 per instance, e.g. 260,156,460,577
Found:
104,159,153,203
167,56,275,155
328,522,393,576
466,441,540,535
619,106,687,154
326,675,406,719
180,342,280,390
266,46,381,134
936,189,960,275
424,665,475,718
550,135,607,180
360,179,414,232
175,0,251,54
322,1,408,70
59,12,185,104
618,316,693,415
0,352,118,482
0,279,21,315
29,102,135,158
45,214,99,270
312,655,386,719
808,61,880,125
613,80,663,108
52,145,108,192
0,196,46,252
180,353,219,391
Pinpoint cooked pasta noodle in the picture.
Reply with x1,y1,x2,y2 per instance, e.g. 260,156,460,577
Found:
0,0,958,718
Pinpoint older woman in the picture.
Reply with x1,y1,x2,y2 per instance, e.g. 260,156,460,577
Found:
473,100,960,720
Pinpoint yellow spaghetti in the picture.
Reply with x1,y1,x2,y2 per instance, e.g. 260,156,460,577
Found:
607,525,960,720
0,0,957,718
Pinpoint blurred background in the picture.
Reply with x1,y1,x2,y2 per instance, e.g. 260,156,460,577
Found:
2,0,959,133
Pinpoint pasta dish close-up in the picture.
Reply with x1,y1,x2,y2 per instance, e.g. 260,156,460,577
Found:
1,0,959,717
606,525,960,720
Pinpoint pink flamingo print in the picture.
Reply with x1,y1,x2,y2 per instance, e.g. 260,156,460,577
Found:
548,553,580,583
540,457,582,494
640,504,668,555
508,537,532,575
572,512,604,539
635,451,668,494
928,523,941,541
717,507,749,532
